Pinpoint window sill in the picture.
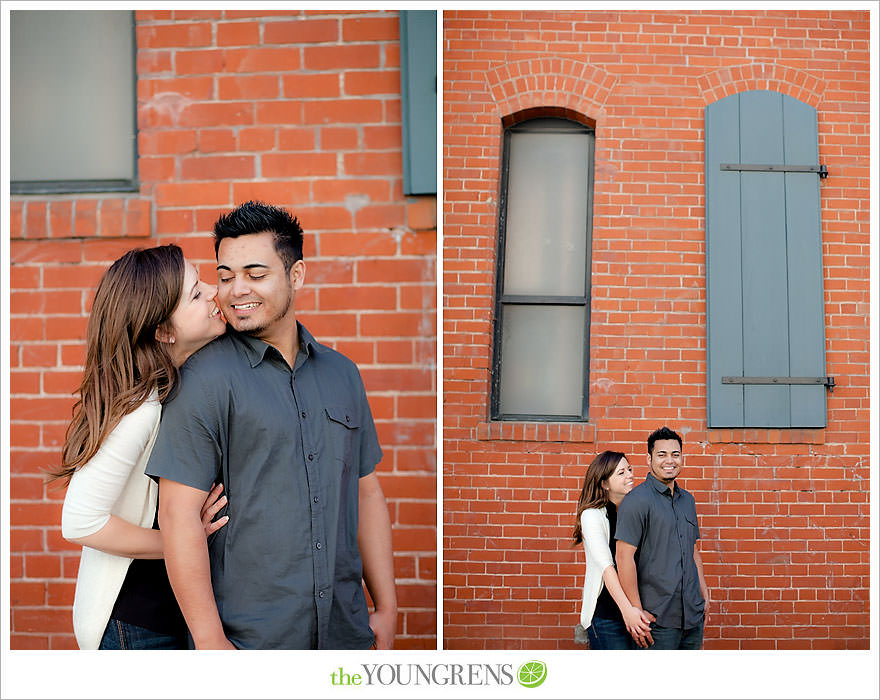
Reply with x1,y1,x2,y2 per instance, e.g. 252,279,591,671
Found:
707,428,825,445
476,421,595,443
10,196,151,239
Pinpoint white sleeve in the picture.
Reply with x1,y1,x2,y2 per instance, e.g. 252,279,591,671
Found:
581,508,614,571
61,402,158,540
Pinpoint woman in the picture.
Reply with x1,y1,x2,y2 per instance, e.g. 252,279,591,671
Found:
50,244,228,649
573,451,654,649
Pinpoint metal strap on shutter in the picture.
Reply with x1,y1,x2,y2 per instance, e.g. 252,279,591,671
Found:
720,163,828,177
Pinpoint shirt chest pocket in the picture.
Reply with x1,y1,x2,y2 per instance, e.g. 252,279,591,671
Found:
324,404,360,468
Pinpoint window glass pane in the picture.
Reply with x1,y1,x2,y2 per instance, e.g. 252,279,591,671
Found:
11,10,135,183
498,305,585,416
503,128,590,296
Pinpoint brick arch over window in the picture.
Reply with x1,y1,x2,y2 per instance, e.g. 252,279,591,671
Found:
697,62,826,108
502,106,594,129
485,58,616,120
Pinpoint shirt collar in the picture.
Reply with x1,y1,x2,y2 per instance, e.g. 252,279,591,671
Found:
645,471,676,497
234,321,317,369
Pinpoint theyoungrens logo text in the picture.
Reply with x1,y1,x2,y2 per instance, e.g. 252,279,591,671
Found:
330,661,547,688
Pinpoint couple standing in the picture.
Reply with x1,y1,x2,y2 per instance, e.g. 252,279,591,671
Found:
56,201,396,650
575,427,709,650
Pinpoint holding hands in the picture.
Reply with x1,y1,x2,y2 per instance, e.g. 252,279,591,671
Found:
623,606,655,648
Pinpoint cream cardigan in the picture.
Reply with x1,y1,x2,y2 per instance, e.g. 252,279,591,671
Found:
579,506,615,627
61,393,161,650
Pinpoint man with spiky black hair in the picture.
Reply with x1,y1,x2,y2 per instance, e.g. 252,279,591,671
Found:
615,426,709,649
148,201,397,650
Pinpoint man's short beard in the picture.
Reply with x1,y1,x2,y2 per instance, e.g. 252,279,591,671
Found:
230,281,293,337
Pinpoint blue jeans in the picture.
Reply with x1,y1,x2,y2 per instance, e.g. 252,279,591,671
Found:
587,616,638,650
98,618,188,650
643,616,704,650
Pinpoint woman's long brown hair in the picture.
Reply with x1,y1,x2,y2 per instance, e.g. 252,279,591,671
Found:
572,450,627,545
48,245,185,486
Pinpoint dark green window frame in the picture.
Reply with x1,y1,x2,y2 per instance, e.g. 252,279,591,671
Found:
10,10,139,195
491,117,595,422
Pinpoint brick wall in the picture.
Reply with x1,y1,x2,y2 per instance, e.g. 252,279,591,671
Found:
10,9,436,649
443,10,870,649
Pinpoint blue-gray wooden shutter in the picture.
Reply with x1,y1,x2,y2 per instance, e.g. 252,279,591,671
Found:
705,90,827,428
399,10,437,195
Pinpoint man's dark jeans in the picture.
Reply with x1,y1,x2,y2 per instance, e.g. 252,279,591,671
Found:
642,615,704,650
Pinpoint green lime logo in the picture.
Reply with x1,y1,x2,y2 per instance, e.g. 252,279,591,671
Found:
517,660,547,688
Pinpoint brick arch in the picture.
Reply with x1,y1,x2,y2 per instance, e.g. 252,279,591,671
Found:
697,62,825,108
501,106,595,129
485,57,617,121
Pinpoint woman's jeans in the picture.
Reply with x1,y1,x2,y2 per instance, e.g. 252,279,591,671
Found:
587,615,637,650
98,618,188,650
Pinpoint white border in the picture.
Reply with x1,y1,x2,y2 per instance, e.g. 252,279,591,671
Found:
3,2,878,699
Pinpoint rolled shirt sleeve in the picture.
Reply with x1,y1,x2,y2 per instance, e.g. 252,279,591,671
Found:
354,369,383,479
144,365,222,491
614,490,645,549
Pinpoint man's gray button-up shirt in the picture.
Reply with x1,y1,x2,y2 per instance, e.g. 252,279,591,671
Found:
146,323,383,649
615,471,705,629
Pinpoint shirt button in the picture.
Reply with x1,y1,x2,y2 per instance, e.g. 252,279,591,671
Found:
313,496,319,503
315,542,322,550
301,411,306,419
345,415,350,423
318,591,325,598
308,453,314,461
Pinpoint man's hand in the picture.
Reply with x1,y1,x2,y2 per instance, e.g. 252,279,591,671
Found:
701,587,710,628
694,545,710,630
358,472,397,650
369,607,397,650
195,635,237,650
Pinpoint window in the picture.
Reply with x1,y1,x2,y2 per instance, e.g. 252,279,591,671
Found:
10,10,137,194
705,90,828,428
399,10,437,196
491,117,595,421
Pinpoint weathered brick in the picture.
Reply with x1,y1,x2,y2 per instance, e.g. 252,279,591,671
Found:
10,9,436,653
264,18,339,44
443,8,869,652
216,21,261,47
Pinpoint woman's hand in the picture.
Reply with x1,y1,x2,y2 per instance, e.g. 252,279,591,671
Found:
200,483,229,537
622,605,655,648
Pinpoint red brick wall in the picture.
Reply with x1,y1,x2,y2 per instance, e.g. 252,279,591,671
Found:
443,10,870,649
10,9,436,649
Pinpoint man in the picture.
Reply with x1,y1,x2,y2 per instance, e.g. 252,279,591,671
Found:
146,201,397,649
615,426,709,649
